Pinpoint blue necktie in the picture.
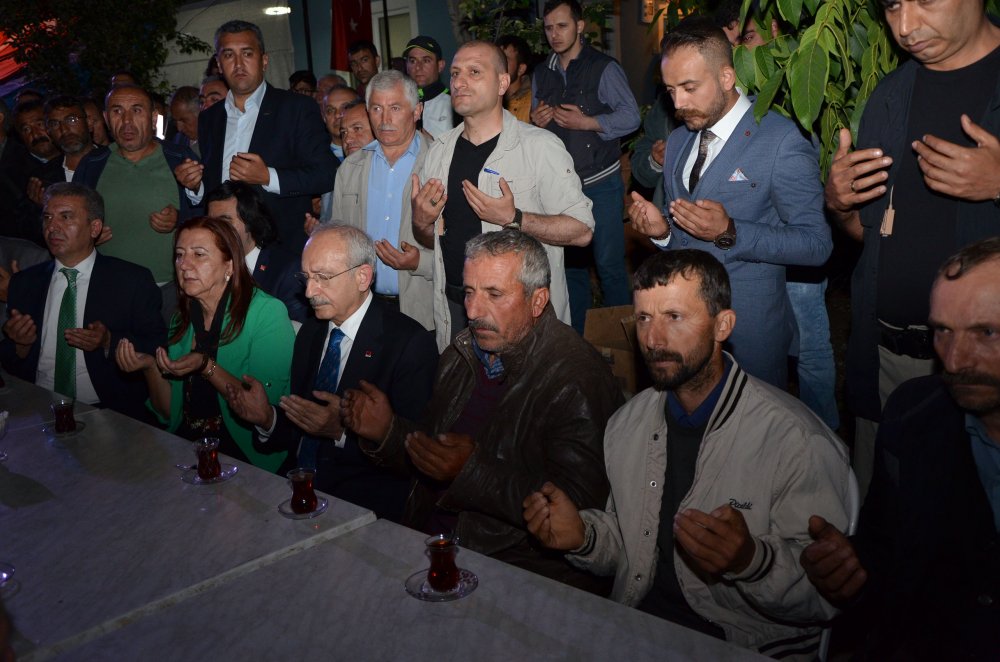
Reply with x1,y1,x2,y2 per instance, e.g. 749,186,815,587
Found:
298,328,345,469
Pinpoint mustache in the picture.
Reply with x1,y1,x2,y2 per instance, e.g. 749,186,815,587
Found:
468,318,498,333
377,124,396,132
31,136,52,147
675,110,704,121
308,296,331,307
642,348,683,363
942,371,1000,388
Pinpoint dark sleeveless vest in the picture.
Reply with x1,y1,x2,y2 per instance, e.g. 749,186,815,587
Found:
533,44,621,186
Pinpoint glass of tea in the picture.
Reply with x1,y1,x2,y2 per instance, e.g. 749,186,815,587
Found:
287,468,318,514
193,437,222,481
51,398,76,434
425,534,460,592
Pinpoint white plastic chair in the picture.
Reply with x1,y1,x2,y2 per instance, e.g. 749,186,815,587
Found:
818,469,861,661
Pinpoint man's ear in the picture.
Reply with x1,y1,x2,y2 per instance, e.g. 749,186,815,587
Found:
530,287,550,318
436,59,445,75
714,308,736,342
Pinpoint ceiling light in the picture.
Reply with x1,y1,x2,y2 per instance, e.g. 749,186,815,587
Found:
264,6,291,15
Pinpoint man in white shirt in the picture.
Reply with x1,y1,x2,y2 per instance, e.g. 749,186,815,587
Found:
226,224,437,521
174,20,336,250
0,183,164,421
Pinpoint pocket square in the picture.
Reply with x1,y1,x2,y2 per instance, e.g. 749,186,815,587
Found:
729,168,749,182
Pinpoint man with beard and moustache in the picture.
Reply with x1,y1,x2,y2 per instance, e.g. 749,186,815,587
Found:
627,17,831,390
524,249,850,659
801,237,1000,659
224,224,437,521
328,70,434,331
342,229,622,594
12,101,64,229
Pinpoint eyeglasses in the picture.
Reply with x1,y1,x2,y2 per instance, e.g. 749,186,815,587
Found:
45,115,83,131
294,264,362,285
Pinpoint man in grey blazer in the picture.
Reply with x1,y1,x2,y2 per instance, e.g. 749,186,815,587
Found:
328,70,434,331
628,18,831,388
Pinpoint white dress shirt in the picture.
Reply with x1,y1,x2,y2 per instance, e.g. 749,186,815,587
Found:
37,250,100,404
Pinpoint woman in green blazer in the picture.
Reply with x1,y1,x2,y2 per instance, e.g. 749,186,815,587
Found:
116,217,294,473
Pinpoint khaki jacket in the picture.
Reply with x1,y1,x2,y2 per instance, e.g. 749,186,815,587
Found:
418,110,595,351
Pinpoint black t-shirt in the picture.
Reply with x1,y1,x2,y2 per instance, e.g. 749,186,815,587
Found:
439,133,501,287
877,45,1000,326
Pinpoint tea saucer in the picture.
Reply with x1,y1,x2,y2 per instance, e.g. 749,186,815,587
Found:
277,497,328,519
180,464,238,485
42,421,86,439
404,568,478,602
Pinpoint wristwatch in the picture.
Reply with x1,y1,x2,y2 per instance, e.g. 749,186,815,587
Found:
508,208,523,230
713,217,736,250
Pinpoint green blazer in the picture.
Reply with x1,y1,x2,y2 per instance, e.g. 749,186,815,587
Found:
163,289,294,472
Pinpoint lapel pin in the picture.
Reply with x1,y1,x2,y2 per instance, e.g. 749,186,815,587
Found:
364,350,373,358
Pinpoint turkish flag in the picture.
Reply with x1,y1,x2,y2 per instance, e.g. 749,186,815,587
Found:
331,0,373,71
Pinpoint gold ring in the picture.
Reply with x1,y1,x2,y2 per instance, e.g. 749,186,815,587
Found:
430,198,439,206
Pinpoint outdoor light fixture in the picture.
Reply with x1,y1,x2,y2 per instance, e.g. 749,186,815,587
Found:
264,5,291,15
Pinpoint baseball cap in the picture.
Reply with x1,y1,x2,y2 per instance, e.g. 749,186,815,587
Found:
403,36,443,59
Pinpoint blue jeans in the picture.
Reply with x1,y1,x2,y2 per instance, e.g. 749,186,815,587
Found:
787,279,839,430
566,174,630,333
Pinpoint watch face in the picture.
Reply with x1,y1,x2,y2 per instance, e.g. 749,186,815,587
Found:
714,233,736,250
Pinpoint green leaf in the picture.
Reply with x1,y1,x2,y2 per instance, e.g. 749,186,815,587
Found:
734,46,757,92
777,0,804,29
756,67,786,113
788,39,830,130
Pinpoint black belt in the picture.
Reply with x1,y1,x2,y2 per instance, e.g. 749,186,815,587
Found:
878,320,935,360
445,283,464,305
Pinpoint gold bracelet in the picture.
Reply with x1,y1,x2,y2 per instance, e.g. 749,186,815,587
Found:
202,358,217,379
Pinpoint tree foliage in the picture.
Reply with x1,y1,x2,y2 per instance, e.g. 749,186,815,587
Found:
735,0,1000,175
457,0,613,52
0,0,211,97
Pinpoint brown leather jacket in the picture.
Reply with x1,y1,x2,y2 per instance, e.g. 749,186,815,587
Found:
362,306,624,590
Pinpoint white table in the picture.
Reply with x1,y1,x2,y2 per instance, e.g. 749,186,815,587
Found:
0,374,98,432
51,519,764,661
2,407,374,659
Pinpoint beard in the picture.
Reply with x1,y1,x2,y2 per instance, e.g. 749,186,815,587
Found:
641,340,714,392
943,370,1000,414
675,88,729,132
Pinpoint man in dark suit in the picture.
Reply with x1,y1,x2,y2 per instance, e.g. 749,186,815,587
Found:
0,183,165,421
205,181,308,322
627,18,831,388
173,20,337,250
226,224,438,521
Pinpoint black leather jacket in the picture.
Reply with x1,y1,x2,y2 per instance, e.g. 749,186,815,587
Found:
363,306,624,590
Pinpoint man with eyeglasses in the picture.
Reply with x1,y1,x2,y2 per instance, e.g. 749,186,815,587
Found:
36,97,108,193
226,224,437,522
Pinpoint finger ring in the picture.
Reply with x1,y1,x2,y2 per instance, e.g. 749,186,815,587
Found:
430,198,439,206
850,180,856,193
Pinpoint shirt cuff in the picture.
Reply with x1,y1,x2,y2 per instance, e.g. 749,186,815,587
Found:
262,168,280,194
254,406,278,440
186,183,204,205
647,154,663,173
722,537,772,583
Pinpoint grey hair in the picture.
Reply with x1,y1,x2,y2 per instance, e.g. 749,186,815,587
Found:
365,70,419,109
465,229,550,294
43,182,105,222
311,222,377,270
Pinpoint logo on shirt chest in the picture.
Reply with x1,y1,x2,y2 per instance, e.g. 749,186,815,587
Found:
729,498,753,511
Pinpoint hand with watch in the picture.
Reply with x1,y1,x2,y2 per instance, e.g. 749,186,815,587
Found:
668,198,737,250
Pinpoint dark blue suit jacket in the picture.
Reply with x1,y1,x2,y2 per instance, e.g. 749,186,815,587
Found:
256,298,438,521
662,105,832,387
198,84,337,250
252,245,307,323
0,252,166,421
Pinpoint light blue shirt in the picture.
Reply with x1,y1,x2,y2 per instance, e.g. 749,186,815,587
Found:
966,414,1000,532
364,133,420,296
